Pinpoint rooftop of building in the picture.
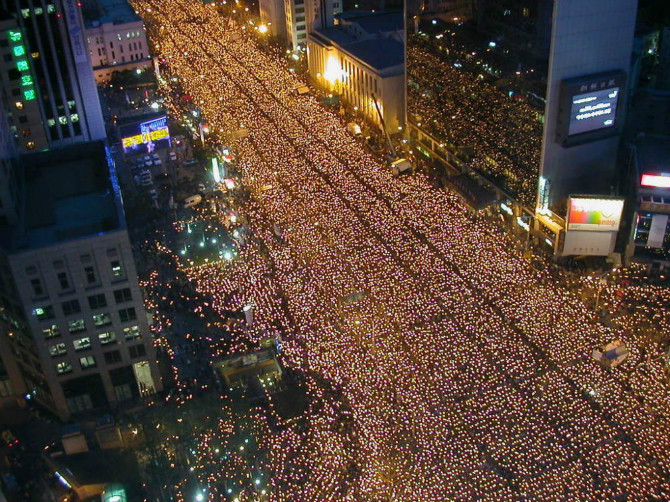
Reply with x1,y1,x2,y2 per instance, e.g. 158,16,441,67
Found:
14,142,121,251
335,10,403,34
311,28,404,72
47,448,141,494
83,0,140,27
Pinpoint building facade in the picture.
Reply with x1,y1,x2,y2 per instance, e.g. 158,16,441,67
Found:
83,0,152,84
308,12,405,131
0,143,161,419
0,0,106,152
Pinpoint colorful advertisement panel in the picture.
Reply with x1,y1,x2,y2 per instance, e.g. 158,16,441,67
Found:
567,197,624,232
121,115,170,154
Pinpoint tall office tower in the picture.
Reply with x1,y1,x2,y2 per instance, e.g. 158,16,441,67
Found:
284,0,342,49
0,0,106,152
0,142,162,419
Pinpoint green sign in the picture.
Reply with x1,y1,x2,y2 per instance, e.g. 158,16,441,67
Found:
7,29,36,102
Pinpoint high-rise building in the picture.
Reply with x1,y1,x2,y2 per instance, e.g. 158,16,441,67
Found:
0,142,162,419
0,0,106,152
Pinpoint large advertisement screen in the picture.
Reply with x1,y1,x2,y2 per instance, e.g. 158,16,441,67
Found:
556,71,626,146
567,197,624,232
121,115,170,154
568,87,620,136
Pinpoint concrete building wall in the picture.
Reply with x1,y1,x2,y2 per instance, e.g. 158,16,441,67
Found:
308,38,404,131
539,0,638,213
85,20,151,84
8,230,161,419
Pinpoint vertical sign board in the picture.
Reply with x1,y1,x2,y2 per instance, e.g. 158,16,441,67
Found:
647,214,669,249
62,0,89,64
6,29,36,102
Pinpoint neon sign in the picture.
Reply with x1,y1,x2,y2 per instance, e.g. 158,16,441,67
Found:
640,173,670,189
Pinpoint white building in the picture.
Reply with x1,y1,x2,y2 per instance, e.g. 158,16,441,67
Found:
84,0,152,84
283,0,342,49
308,12,405,131
0,142,162,419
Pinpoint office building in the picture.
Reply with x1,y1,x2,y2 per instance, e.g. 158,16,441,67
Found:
83,0,152,84
0,142,162,419
0,0,106,152
308,11,405,131
284,0,342,49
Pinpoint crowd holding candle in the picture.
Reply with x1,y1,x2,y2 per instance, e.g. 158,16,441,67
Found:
127,1,670,500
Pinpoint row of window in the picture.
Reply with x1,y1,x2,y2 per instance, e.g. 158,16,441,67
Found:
32,288,132,315
20,5,56,18
49,327,142,357
55,344,147,374
45,325,139,342
28,256,125,298
35,307,137,332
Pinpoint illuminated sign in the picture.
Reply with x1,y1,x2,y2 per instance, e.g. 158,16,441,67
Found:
640,173,670,189
567,197,624,232
568,87,619,136
556,71,626,146
121,115,170,153
6,29,36,101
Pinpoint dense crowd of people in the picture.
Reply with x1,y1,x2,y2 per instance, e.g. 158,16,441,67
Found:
407,34,544,206
130,0,670,500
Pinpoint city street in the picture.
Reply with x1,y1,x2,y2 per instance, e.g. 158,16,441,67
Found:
128,1,670,500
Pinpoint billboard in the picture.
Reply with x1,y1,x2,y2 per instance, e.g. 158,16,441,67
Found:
556,71,626,146
566,197,624,232
640,173,670,189
567,87,620,136
121,115,170,154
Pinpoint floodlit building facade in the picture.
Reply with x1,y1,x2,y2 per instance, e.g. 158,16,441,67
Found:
308,11,405,131
83,0,152,84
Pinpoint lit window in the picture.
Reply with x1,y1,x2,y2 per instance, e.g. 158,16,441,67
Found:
58,116,67,125
98,331,117,345
111,260,124,278
21,9,30,18
14,101,23,110
71,113,79,123
33,306,55,320
34,7,43,15
68,319,86,334
123,325,140,340
79,356,96,369
43,324,60,338
73,337,91,351
93,312,112,327
47,5,56,14
47,119,55,127
67,100,76,109
56,362,73,374
48,343,66,357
